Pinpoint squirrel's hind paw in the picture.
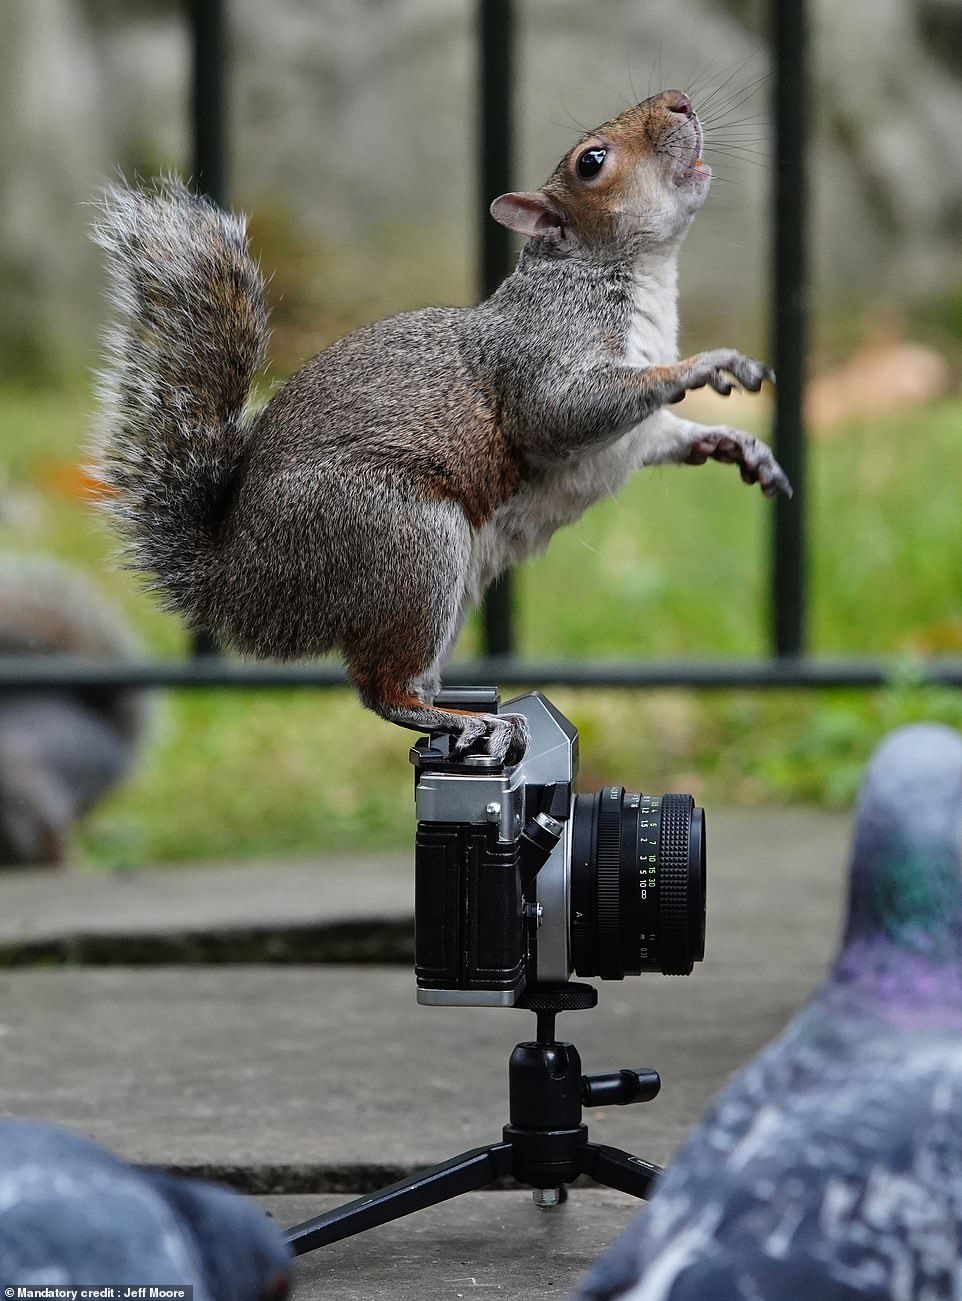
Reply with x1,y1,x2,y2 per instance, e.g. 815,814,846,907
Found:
372,691,530,763
453,711,530,764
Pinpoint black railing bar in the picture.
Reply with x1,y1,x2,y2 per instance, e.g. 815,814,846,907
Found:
190,0,228,208
770,0,809,655
2,658,961,691
188,0,227,656
478,0,518,657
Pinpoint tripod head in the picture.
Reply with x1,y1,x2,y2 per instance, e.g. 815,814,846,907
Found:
512,981,660,1137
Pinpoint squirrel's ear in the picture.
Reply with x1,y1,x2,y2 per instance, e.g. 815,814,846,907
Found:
489,191,565,237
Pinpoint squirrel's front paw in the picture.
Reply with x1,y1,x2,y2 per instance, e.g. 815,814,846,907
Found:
686,351,775,398
453,711,530,763
685,427,793,498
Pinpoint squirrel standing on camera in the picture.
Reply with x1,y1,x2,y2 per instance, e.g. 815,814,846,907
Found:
93,90,790,761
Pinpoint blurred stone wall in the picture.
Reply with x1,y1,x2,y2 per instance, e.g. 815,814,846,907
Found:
3,0,962,376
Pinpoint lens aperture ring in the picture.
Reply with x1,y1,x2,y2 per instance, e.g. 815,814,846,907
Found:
595,787,624,979
658,794,695,974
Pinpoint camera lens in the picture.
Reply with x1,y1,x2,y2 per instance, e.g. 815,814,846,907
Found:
570,788,706,978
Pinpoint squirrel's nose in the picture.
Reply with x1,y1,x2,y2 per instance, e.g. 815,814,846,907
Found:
663,90,694,118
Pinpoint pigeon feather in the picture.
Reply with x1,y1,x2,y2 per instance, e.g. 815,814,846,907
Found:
0,1120,291,1300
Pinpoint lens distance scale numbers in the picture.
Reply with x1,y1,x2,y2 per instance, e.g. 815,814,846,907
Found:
571,787,706,979
634,792,660,971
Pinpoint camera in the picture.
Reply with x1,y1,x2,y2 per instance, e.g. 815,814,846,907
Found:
411,688,706,1006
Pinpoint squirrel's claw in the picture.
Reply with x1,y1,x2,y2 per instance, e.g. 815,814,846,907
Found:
686,427,793,499
720,356,773,395
763,465,794,499
452,712,530,764
686,352,774,399
709,373,734,397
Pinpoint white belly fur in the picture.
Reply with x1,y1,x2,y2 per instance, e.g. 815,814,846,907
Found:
469,259,680,601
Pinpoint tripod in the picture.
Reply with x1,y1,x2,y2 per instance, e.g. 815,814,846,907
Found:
285,983,663,1256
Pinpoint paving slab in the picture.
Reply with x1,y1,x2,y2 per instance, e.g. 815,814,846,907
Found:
0,962,822,1181
0,809,849,964
0,854,414,964
262,1191,639,1300
0,962,840,1185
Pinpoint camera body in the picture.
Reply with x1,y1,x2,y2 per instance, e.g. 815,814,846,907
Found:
412,689,706,1007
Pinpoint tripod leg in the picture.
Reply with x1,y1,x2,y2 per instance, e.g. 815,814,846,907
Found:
577,1142,662,1200
285,1141,514,1255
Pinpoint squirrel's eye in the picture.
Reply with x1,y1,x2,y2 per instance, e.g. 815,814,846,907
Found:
577,147,607,179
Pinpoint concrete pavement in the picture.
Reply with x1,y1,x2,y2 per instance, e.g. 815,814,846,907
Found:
264,1191,640,1300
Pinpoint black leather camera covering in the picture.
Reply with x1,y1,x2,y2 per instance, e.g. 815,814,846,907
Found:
415,821,525,993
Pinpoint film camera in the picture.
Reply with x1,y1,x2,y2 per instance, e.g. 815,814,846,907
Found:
286,687,708,1256
412,688,706,1006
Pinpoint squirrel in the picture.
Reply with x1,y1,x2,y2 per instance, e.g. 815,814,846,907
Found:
92,89,790,762
0,558,150,865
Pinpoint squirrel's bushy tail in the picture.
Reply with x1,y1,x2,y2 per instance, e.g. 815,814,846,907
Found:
91,178,268,628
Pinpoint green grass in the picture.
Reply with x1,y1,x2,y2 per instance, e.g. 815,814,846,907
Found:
520,398,962,658
2,376,961,867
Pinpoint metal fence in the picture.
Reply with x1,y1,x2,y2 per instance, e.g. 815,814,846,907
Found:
4,0,956,695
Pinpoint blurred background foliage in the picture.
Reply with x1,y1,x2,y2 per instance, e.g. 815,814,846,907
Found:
2,0,962,866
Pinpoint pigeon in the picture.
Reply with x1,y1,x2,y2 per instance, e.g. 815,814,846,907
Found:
0,1119,291,1299
0,557,151,866
576,723,962,1301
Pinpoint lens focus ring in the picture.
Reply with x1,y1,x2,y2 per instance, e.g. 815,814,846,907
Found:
595,787,625,979
658,794,695,974
570,788,706,982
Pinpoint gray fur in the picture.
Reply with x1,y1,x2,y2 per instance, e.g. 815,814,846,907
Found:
91,97,788,757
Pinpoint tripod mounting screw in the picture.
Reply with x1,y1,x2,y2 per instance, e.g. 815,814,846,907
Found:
532,1187,562,1210
582,1068,661,1107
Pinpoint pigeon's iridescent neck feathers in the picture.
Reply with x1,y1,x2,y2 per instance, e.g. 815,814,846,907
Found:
832,724,962,1021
